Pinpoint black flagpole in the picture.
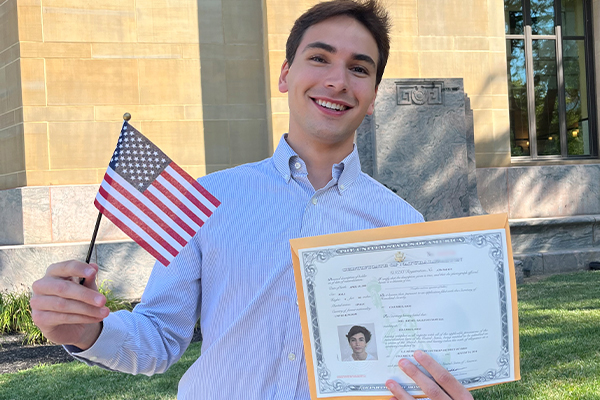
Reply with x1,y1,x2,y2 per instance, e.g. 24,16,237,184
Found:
80,112,131,285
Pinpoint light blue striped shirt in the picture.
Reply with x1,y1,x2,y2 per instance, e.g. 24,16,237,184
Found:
68,135,424,399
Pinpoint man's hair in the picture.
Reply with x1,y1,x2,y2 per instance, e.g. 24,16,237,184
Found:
285,0,391,86
346,325,371,342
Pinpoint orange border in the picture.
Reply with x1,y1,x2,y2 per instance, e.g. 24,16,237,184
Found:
290,214,520,399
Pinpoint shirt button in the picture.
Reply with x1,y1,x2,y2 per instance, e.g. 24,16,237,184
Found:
312,197,318,205
90,356,98,361
288,353,296,361
294,162,301,170
339,184,345,191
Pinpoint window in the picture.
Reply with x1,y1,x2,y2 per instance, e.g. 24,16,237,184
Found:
505,0,597,159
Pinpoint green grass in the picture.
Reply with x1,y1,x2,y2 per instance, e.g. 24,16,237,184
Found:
1,271,600,399
472,271,600,400
0,342,201,400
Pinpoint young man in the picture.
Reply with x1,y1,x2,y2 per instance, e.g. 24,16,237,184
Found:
31,1,472,399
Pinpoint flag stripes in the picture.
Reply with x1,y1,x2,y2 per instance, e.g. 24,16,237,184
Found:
94,199,171,267
94,121,220,267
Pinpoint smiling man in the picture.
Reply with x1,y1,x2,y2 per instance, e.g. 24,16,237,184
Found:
31,1,472,399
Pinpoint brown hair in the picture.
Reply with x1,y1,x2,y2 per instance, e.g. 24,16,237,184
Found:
346,325,372,342
285,0,391,86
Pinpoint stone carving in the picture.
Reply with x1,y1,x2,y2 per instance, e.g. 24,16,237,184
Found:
357,78,484,221
397,82,444,106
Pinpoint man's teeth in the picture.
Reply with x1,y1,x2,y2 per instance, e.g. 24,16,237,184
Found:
316,99,348,111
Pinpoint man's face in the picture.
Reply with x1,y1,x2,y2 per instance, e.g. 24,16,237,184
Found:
349,332,367,354
279,15,379,146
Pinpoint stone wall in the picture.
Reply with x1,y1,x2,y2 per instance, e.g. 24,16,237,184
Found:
0,0,25,189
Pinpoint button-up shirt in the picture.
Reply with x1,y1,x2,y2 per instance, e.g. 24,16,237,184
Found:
68,135,424,399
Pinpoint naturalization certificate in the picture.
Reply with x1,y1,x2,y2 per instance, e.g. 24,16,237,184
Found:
290,214,520,399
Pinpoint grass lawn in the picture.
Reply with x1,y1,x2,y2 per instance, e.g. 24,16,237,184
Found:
1,271,600,399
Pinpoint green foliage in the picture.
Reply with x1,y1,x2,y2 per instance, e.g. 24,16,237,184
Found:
97,281,134,313
0,281,133,345
0,285,44,345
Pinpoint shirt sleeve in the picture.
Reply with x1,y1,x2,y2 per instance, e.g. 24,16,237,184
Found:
64,236,202,376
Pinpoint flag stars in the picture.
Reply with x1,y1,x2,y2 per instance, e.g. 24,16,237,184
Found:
133,150,138,155
153,151,158,156
126,150,131,154
145,145,150,149
134,157,139,161
138,138,142,142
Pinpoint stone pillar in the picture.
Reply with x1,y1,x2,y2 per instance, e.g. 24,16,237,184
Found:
357,78,483,221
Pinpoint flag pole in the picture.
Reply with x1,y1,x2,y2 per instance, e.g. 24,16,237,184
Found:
80,113,132,284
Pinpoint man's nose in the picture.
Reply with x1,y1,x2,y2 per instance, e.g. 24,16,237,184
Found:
323,64,348,92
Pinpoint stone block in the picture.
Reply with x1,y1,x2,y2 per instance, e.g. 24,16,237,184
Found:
0,188,24,245
136,2,198,44
42,2,137,43
23,122,49,171
137,120,205,165
509,216,596,253
138,59,201,105
358,78,480,221
508,165,600,218
91,43,182,60
21,187,52,244
417,0,489,37
94,105,185,122
542,249,600,274
198,0,224,44
356,115,375,177
17,5,43,42
384,52,420,78
50,185,127,243
0,173,26,191
203,120,230,166
0,242,94,292
0,124,25,175
45,59,139,105
48,121,120,170
476,168,508,214
513,253,544,277
222,0,263,45
229,119,269,164
225,59,267,105
96,240,155,299
4,60,23,112
454,37,489,51
26,169,100,187
0,0,19,51
0,110,18,130
23,106,95,123
20,42,92,58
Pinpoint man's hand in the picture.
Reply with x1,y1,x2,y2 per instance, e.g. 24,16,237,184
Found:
30,260,109,350
386,350,474,400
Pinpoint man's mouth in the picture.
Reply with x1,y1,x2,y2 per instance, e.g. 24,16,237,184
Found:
314,98,350,111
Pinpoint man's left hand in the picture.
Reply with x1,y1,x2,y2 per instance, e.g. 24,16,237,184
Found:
385,350,474,400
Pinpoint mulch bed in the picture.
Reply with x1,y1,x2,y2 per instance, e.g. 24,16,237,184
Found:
0,329,202,375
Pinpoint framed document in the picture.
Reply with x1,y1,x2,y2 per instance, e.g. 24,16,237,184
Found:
290,214,520,399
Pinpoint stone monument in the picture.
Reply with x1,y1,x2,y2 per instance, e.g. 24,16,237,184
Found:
357,78,483,221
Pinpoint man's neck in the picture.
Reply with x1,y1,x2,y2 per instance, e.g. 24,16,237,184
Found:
285,134,354,190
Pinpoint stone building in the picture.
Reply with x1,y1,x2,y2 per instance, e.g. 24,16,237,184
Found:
1,0,599,296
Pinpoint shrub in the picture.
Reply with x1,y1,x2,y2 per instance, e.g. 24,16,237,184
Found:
0,281,133,345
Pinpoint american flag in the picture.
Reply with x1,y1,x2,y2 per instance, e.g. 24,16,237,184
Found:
94,121,220,266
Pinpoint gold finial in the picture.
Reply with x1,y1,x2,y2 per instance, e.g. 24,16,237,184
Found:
123,112,132,121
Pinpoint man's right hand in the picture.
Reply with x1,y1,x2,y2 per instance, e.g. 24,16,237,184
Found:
31,260,110,350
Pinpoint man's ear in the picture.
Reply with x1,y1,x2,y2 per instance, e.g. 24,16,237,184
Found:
279,60,290,94
366,85,378,116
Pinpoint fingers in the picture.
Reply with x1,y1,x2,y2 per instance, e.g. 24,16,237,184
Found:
31,309,107,327
30,295,109,319
46,260,97,280
413,351,473,400
32,276,105,308
385,379,419,400
391,351,473,400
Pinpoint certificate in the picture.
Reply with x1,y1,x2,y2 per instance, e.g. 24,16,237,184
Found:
290,214,520,399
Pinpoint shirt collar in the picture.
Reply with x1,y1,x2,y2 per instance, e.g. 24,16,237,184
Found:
272,134,362,193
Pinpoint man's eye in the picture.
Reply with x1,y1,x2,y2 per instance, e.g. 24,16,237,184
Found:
351,66,368,74
310,56,326,63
